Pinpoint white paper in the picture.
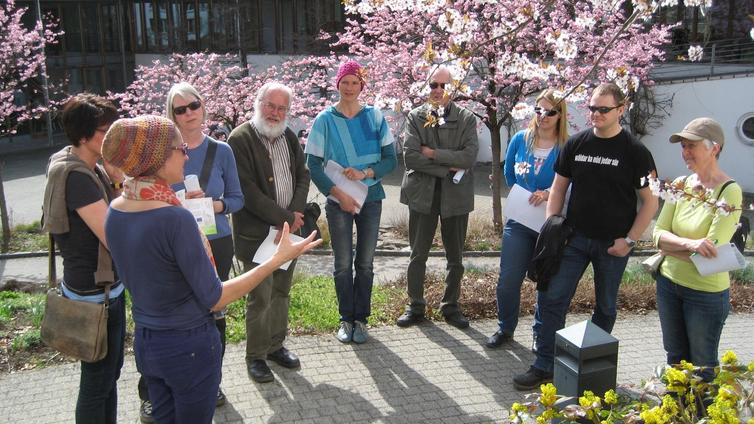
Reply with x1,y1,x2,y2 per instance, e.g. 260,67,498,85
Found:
503,184,547,232
181,197,217,236
690,243,747,276
452,169,466,184
252,227,305,271
324,160,368,213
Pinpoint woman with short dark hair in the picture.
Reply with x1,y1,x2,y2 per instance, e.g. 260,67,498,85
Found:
41,93,124,423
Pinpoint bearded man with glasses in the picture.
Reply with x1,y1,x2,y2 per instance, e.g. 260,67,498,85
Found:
513,82,659,390
227,82,311,384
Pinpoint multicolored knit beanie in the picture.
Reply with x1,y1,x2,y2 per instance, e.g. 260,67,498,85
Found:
101,115,181,177
335,60,366,89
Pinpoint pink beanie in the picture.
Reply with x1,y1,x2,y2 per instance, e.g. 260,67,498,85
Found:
335,60,365,89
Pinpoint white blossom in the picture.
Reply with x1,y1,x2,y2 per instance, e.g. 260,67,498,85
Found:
574,16,596,29
684,0,712,7
510,102,534,121
688,45,704,62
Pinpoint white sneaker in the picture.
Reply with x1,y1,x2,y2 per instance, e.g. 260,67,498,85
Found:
336,321,353,343
352,320,368,344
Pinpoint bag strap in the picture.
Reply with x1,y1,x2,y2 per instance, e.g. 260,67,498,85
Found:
93,242,113,308
718,179,736,198
48,234,57,289
199,138,218,191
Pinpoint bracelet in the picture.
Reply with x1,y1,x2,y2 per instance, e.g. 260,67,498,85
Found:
111,181,124,190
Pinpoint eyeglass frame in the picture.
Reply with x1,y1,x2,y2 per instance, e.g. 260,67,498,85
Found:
429,82,447,90
534,107,559,117
587,104,622,114
173,100,202,116
172,143,188,156
262,101,289,114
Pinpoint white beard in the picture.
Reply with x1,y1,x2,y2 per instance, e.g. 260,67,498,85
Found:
252,112,287,139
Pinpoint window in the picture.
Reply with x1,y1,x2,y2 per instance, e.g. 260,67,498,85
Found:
737,113,754,146
81,4,101,53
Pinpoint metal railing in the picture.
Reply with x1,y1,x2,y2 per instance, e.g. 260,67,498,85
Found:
653,37,754,81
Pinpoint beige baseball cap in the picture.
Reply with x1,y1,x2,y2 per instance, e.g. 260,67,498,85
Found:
669,117,724,147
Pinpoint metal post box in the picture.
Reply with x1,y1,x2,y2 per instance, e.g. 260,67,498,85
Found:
553,320,618,397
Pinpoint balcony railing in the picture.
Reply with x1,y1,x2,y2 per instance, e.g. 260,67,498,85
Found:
653,38,754,81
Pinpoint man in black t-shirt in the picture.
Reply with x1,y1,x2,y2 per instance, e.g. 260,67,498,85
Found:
513,83,659,390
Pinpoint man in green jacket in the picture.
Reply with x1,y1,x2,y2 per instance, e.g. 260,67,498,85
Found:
397,66,479,329
228,82,310,383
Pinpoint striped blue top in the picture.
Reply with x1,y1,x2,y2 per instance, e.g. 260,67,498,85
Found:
306,105,396,202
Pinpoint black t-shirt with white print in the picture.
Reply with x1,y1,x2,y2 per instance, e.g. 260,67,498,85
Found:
555,128,656,241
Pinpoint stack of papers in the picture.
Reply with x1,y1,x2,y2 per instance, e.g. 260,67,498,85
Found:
324,161,368,213
690,243,747,276
252,227,306,270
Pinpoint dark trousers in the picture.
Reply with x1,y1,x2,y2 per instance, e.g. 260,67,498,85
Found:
76,293,126,424
406,185,469,316
138,236,233,402
136,321,222,424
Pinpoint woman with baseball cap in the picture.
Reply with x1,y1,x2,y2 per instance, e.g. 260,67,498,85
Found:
653,117,743,381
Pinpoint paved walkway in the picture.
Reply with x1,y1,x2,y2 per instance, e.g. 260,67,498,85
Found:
1,311,753,423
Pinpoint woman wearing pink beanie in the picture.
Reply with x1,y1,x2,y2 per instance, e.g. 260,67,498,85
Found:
305,60,397,344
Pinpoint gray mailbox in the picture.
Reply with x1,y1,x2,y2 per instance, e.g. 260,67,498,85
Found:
554,320,618,397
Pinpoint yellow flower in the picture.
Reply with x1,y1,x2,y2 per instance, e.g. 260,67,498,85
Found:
721,350,738,365
678,360,695,371
747,361,754,372
604,389,618,405
707,398,739,424
539,383,557,407
660,395,678,416
510,402,528,414
536,416,547,424
715,385,738,403
640,406,670,424
664,367,688,393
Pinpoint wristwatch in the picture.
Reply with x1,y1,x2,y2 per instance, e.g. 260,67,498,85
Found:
624,236,636,249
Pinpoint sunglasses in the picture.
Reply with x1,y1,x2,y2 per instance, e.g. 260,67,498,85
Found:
173,100,202,116
534,107,559,117
172,143,188,156
588,105,621,114
429,82,446,90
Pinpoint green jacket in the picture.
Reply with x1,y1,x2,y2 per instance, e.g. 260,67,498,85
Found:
400,102,478,217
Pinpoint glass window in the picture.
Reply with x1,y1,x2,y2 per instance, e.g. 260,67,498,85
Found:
171,1,184,50
101,4,120,53
62,5,82,52
156,0,169,49
85,68,104,94
133,1,145,50
260,0,276,53
81,4,101,53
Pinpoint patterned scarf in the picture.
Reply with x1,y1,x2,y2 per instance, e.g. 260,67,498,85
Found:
122,176,216,269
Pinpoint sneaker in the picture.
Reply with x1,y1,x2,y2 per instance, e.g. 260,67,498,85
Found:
513,366,553,391
216,388,226,407
336,321,353,343
139,400,155,424
352,320,368,344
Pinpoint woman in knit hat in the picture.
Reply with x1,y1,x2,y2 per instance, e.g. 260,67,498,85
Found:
305,59,397,344
102,115,321,423
41,93,125,424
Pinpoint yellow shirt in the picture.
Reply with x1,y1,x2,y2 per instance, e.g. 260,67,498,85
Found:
652,175,742,292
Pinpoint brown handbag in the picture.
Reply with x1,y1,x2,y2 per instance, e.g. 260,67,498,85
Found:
40,235,113,363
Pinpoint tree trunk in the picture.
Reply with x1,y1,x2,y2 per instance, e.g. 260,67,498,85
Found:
0,160,11,252
487,110,504,232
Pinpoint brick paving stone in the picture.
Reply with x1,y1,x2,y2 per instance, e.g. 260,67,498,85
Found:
1,312,753,423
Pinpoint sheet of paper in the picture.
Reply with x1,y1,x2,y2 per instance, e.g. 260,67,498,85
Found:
324,160,368,214
452,169,466,184
690,242,747,276
252,227,305,270
503,184,547,232
181,197,217,236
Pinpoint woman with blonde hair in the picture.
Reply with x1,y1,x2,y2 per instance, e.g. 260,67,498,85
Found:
486,89,568,350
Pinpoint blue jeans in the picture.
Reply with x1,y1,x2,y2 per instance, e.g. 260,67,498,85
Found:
533,232,629,373
496,220,541,336
76,293,126,424
326,199,382,323
656,273,729,381
135,320,222,424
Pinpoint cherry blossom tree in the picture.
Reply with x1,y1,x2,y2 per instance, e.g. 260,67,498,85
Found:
1,0,60,251
328,0,674,229
113,53,340,140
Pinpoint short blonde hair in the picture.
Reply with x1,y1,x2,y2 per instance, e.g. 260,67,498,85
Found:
165,82,206,123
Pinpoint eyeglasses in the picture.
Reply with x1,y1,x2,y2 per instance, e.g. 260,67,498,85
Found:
534,107,559,117
172,143,188,156
588,105,621,114
263,101,288,114
173,100,202,116
429,82,447,90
